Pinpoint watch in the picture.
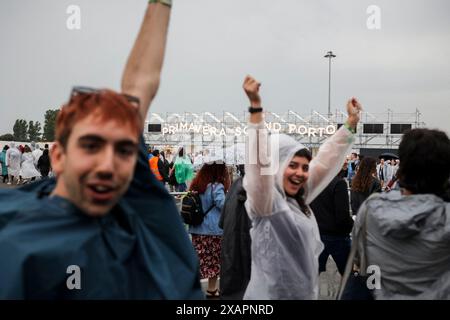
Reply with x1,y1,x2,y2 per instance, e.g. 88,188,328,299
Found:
248,106,263,113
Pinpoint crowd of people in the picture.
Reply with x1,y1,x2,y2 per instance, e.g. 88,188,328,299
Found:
0,142,51,184
0,0,449,301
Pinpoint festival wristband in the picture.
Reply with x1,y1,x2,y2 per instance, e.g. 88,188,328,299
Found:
248,106,263,114
344,122,356,134
149,0,172,7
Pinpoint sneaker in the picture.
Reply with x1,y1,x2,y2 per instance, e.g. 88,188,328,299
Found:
206,289,220,298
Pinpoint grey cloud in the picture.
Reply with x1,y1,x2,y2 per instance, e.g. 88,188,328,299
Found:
1,0,449,135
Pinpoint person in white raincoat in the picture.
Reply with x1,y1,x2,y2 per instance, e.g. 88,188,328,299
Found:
5,142,21,184
19,145,41,182
30,142,43,168
242,75,361,300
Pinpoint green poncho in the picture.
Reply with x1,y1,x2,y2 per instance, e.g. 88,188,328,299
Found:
174,156,194,184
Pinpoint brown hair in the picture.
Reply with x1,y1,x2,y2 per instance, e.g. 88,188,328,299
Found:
55,89,142,148
189,163,230,194
352,156,377,193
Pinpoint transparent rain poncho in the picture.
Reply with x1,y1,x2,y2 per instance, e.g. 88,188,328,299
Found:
243,121,354,299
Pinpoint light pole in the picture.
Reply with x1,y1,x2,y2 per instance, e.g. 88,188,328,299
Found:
324,51,336,118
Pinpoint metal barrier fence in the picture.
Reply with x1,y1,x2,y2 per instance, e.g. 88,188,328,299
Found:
170,191,187,212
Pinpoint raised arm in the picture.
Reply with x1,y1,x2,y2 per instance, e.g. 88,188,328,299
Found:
121,0,171,122
305,98,362,204
242,75,274,217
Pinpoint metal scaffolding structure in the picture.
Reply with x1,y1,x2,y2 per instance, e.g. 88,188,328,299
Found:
143,109,426,156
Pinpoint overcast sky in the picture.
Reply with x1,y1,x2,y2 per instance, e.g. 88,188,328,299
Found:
1,0,449,135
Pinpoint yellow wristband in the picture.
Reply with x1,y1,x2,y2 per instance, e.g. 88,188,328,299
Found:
149,0,172,7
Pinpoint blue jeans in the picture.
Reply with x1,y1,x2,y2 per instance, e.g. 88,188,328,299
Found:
176,182,187,192
319,234,351,276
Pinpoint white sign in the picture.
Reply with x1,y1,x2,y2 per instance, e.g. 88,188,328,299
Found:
160,122,336,137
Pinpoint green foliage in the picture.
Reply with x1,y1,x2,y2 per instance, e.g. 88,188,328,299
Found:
0,133,15,141
13,119,28,141
28,120,42,141
43,109,59,142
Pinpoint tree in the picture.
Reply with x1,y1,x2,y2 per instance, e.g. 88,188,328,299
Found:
28,120,42,141
13,119,28,141
35,121,42,141
43,109,59,142
20,119,28,141
0,133,14,141
12,120,20,140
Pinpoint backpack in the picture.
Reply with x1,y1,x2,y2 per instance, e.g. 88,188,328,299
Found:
180,188,214,226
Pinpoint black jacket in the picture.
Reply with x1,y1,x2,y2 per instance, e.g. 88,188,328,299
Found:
37,154,51,177
218,177,251,300
157,158,169,182
310,176,354,236
350,179,381,215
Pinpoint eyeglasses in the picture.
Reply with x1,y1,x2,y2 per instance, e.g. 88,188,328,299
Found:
70,86,140,106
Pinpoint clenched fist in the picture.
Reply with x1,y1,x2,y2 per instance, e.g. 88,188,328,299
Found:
346,97,362,127
243,75,261,107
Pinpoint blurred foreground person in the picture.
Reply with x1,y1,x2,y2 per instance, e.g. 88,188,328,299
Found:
0,0,202,299
340,128,450,300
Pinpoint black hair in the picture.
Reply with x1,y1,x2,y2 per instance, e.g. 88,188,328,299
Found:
397,128,450,197
292,148,312,216
152,149,160,157
294,148,312,161
237,164,245,177
295,188,311,217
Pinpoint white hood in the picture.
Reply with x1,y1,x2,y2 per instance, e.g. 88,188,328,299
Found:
273,134,308,200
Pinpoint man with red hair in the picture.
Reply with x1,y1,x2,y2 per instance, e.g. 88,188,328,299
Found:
0,0,203,299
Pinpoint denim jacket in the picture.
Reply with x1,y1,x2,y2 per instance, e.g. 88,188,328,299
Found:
188,183,225,236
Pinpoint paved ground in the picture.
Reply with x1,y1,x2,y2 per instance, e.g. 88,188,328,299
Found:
199,257,341,300
0,181,15,189
318,257,342,300
200,256,341,300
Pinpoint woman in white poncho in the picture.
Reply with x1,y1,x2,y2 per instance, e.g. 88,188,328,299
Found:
19,145,41,183
5,142,21,184
241,75,361,299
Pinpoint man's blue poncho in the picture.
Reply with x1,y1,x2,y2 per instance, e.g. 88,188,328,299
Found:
0,138,203,299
